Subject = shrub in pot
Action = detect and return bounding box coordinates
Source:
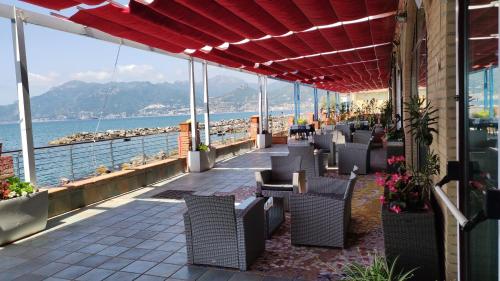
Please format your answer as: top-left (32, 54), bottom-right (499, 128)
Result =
top-left (378, 96), bottom-right (441, 280)
top-left (0, 176), bottom-right (48, 246)
top-left (188, 143), bottom-right (216, 172)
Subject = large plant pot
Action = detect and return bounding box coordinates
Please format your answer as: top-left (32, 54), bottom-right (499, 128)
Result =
top-left (386, 141), bottom-right (404, 172)
top-left (0, 191), bottom-right (48, 246)
top-left (188, 149), bottom-right (216, 172)
top-left (382, 206), bottom-right (440, 281)
top-left (256, 133), bottom-right (272, 148)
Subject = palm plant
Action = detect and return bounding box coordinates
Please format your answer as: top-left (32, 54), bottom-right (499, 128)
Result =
top-left (404, 95), bottom-right (438, 146)
top-left (343, 254), bottom-right (415, 281)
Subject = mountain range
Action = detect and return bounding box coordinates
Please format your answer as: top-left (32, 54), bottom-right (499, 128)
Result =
top-left (0, 75), bottom-right (317, 122)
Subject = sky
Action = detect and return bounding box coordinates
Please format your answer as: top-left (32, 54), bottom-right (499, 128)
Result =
top-left (0, 0), bottom-right (259, 105)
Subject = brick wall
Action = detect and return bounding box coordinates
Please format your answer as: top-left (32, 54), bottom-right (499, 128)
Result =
top-left (395, 0), bottom-right (458, 279)
top-left (424, 1), bottom-right (459, 279)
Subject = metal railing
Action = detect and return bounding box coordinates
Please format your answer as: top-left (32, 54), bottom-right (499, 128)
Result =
top-left (4, 133), bottom-right (178, 187)
top-left (3, 130), bottom-right (250, 188)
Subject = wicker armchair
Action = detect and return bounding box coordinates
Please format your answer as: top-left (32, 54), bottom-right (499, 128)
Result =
top-left (290, 171), bottom-right (358, 248)
top-left (352, 129), bottom-right (373, 144)
top-left (335, 124), bottom-right (352, 142)
top-left (255, 155), bottom-right (306, 210)
top-left (183, 195), bottom-right (266, 271)
top-left (288, 145), bottom-right (325, 177)
top-left (313, 133), bottom-right (335, 167)
top-left (338, 139), bottom-right (372, 175)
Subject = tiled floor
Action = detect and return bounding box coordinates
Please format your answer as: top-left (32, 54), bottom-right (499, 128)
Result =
top-left (0, 145), bottom-right (298, 281)
top-left (0, 144), bottom-right (384, 281)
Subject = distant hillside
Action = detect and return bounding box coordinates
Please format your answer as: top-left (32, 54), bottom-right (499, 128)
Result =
top-left (0, 75), bottom-right (307, 122)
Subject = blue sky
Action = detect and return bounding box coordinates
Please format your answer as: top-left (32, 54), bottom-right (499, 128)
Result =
top-left (0, 0), bottom-right (258, 105)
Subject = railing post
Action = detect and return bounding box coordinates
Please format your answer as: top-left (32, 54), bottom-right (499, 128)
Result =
top-left (69, 145), bottom-right (75, 180)
top-left (165, 133), bottom-right (170, 157)
top-left (109, 140), bottom-right (115, 170)
top-left (141, 137), bottom-right (146, 164)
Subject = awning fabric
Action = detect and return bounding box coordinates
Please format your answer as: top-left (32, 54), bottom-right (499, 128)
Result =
top-left (22, 0), bottom-right (400, 93)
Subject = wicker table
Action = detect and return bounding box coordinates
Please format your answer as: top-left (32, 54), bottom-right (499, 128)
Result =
top-left (237, 196), bottom-right (285, 239)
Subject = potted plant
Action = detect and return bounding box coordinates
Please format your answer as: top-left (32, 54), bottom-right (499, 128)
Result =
top-left (187, 142), bottom-right (216, 172)
top-left (385, 129), bottom-right (404, 172)
top-left (342, 253), bottom-right (415, 281)
top-left (378, 96), bottom-right (441, 280)
top-left (0, 176), bottom-right (48, 246)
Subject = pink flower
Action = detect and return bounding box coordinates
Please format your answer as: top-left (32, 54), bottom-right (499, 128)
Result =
top-left (390, 205), bottom-right (402, 214)
top-left (395, 155), bottom-right (405, 162)
top-left (379, 195), bottom-right (386, 204)
top-left (375, 174), bottom-right (386, 187)
top-left (387, 156), bottom-right (396, 165)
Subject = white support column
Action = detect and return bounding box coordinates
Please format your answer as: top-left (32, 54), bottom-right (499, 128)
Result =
top-left (188, 58), bottom-right (197, 151)
top-left (202, 61), bottom-right (210, 146)
top-left (11, 7), bottom-right (36, 184)
top-left (264, 76), bottom-right (269, 132)
top-left (258, 75), bottom-right (263, 134)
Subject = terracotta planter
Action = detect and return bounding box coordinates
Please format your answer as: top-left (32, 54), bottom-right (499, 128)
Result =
top-left (272, 136), bottom-right (288, 144)
top-left (382, 206), bottom-right (441, 280)
top-left (0, 191), bottom-right (48, 246)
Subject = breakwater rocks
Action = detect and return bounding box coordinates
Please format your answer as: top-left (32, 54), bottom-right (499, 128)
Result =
top-left (48, 116), bottom-right (290, 145)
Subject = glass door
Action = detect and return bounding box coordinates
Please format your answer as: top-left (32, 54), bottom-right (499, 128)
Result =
top-left (463, 0), bottom-right (499, 280)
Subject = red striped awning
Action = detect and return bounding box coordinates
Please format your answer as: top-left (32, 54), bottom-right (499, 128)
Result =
top-left (22, 0), bottom-right (400, 93)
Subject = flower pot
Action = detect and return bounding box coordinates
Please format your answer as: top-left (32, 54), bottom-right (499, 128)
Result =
top-left (382, 206), bottom-right (440, 280)
top-left (0, 191), bottom-right (48, 246)
top-left (256, 133), bottom-right (272, 148)
top-left (386, 141), bottom-right (404, 173)
top-left (188, 149), bottom-right (216, 172)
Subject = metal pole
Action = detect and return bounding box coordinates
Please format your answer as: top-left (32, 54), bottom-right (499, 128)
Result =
top-left (69, 145), bottom-right (75, 180)
top-left (484, 69), bottom-right (489, 110)
top-left (258, 75), bottom-right (263, 133)
top-left (202, 61), bottom-right (210, 146)
top-left (264, 76), bottom-right (269, 132)
top-left (313, 88), bottom-right (319, 121)
top-left (297, 83), bottom-right (301, 120)
top-left (109, 140), bottom-right (115, 170)
top-left (11, 7), bottom-right (36, 184)
top-left (188, 58), bottom-right (197, 151)
top-left (326, 91), bottom-right (331, 119)
top-left (293, 83), bottom-right (298, 124)
top-left (488, 66), bottom-right (494, 118)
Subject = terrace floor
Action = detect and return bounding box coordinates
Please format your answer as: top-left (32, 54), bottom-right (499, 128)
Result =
top-left (0, 144), bottom-right (385, 281)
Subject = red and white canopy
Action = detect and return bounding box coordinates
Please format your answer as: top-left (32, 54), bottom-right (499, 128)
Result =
top-left (23, 0), bottom-right (400, 93)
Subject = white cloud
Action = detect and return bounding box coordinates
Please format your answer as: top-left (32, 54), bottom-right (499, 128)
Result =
top-left (71, 70), bottom-right (112, 81)
top-left (117, 64), bottom-right (153, 75)
top-left (29, 72), bottom-right (59, 84)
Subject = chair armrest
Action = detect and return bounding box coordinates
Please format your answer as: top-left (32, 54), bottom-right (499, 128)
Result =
top-left (183, 211), bottom-right (194, 264)
top-left (255, 170), bottom-right (272, 193)
top-left (235, 197), bottom-right (266, 271)
top-left (313, 150), bottom-right (325, 176)
top-left (292, 170), bottom-right (306, 193)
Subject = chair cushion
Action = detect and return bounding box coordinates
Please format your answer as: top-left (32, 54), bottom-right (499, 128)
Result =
top-left (262, 180), bottom-right (294, 191)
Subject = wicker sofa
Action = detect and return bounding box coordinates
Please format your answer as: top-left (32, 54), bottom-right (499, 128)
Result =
top-left (183, 195), bottom-right (266, 271)
top-left (313, 133), bottom-right (335, 167)
top-left (255, 155), bottom-right (306, 210)
top-left (289, 171), bottom-right (358, 248)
